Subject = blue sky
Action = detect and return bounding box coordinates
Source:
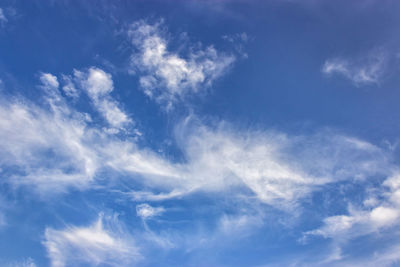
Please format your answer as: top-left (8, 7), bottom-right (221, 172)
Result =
top-left (1, 0), bottom-right (400, 266)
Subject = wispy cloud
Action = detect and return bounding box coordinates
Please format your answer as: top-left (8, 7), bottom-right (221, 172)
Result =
top-left (60, 74), bottom-right (79, 99)
top-left (302, 171), bottom-right (400, 265)
top-left (43, 214), bottom-right (140, 267)
top-left (1, 67), bottom-right (398, 262)
top-left (322, 52), bottom-right (385, 86)
top-left (128, 20), bottom-right (235, 109)
top-left (0, 8), bottom-right (7, 25)
top-left (136, 203), bottom-right (165, 220)
top-left (0, 73), bottom-right (394, 209)
top-left (6, 258), bottom-right (37, 267)
top-left (40, 73), bottom-right (59, 89)
top-left (74, 67), bottom-right (131, 131)
top-left (0, 76), bottom-right (98, 193)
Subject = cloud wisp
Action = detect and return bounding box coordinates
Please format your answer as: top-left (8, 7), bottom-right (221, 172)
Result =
top-left (128, 20), bottom-right (235, 109)
top-left (322, 53), bottom-right (386, 86)
top-left (0, 69), bottom-right (395, 210)
top-left (0, 8), bottom-right (7, 25)
top-left (301, 171), bottom-right (400, 266)
top-left (74, 67), bottom-right (131, 131)
top-left (1, 67), bottom-right (399, 266)
top-left (43, 214), bottom-right (139, 267)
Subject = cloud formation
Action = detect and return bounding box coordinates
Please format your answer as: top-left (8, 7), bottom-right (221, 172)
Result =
top-left (74, 67), bottom-right (131, 131)
top-left (1, 67), bottom-right (399, 267)
top-left (136, 203), bottom-right (165, 220)
top-left (302, 170), bottom-right (400, 265)
top-left (128, 20), bottom-right (235, 109)
top-left (0, 70), bottom-right (394, 210)
top-left (43, 214), bottom-right (139, 267)
top-left (322, 53), bottom-right (385, 86)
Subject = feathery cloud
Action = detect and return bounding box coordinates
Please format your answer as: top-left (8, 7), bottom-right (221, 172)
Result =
top-left (43, 214), bottom-right (140, 267)
top-left (322, 53), bottom-right (385, 86)
top-left (74, 67), bottom-right (131, 131)
top-left (128, 20), bottom-right (235, 109)
top-left (0, 8), bottom-right (7, 25)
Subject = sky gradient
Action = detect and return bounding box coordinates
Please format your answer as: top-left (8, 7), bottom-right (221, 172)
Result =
top-left (1, 1), bottom-right (400, 266)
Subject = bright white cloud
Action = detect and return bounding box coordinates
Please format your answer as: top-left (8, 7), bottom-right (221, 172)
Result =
top-left (40, 73), bottom-right (59, 89)
top-left (0, 69), bottom-right (395, 212)
top-left (322, 53), bottom-right (385, 86)
top-left (303, 171), bottom-right (400, 264)
top-left (136, 203), bottom-right (165, 220)
top-left (74, 67), bottom-right (130, 130)
top-left (2, 66), bottom-right (400, 267)
top-left (0, 81), bottom-right (393, 208)
top-left (0, 100), bottom-right (98, 193)
top-left (43, 214), bottom-right (139, 267)
top-left (128, 20), bottom-right (235, 109)
top-left (162, 122), bottom-right (390, 209)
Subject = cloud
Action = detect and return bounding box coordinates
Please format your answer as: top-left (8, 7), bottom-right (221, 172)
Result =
top-left (322, 53), bottom-right (385, 86)
top-left (136, 203), bottom-right (165, 220)
top-left (164, 122), bottom-right (391, 209)
top-left (1, 68), bottom-right (396, 213)
top-left (6, 258), bottom-right (37, 267)
top-left (222, 32), bottom-right (249, 58)
top-left (61, 74), bottom-right (79, 99)
top-left (306, 172), bottom-right (400, 238)
top-left (0, 8), bottom-right (7, 24)
top-left (2, 66), bottom-right (400, 265)
top-left (43, 214), bottom-right (139, 267)
top-left (302, 171), bottom-right (400, 264)
top-left (0, 100), bottom-right (98, 193)
top-left (73, 67), bottom-right (131, 130)
top-left (0, 68), bottom-right (181, 194)
top-left (128, 20), bottom-right (235, 109)
top-left (40, 73), bottom-right (59, 89)
top-left (0, 76), bottom-right (394, 209)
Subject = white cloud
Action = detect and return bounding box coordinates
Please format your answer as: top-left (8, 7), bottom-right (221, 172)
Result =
top-left (322, 53), bottom-right (385, 86)
top-left (308, 172), bottom-right (400, 236)
top-left (1, 80), bottom-right (392, 207)
top-left (128, 20), bottom-right (235, 109)
top-left (43, 214), bottom-right (139, 267)
top-left (161, 122), bottom-right (391, 209)
top-left (136, 203), bottom-right (165, 220)
top-left (75, 67), bottom-right (113, 97)
top-left (0, 70), bottom-right (181, 194)
top-left (0, 69), bottom-right (395, 211)
top-left (40, 73), bottom-right (59, 89)
top-left (370, 206), bottom-right (399, 226)
top-left (74, 67), bottom-right (130, 130)
top-left (3, 67), bottom-right (400, 264)
top-left (61, 74), bottom-right (79, 99)
top-left (303, 171), bottom-right (400, 264)
top-left (0, 100), bottom-right (98, 193)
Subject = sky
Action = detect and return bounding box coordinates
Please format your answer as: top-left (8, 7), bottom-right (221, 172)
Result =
top-left (1, 0), bottom-right (400, 266)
